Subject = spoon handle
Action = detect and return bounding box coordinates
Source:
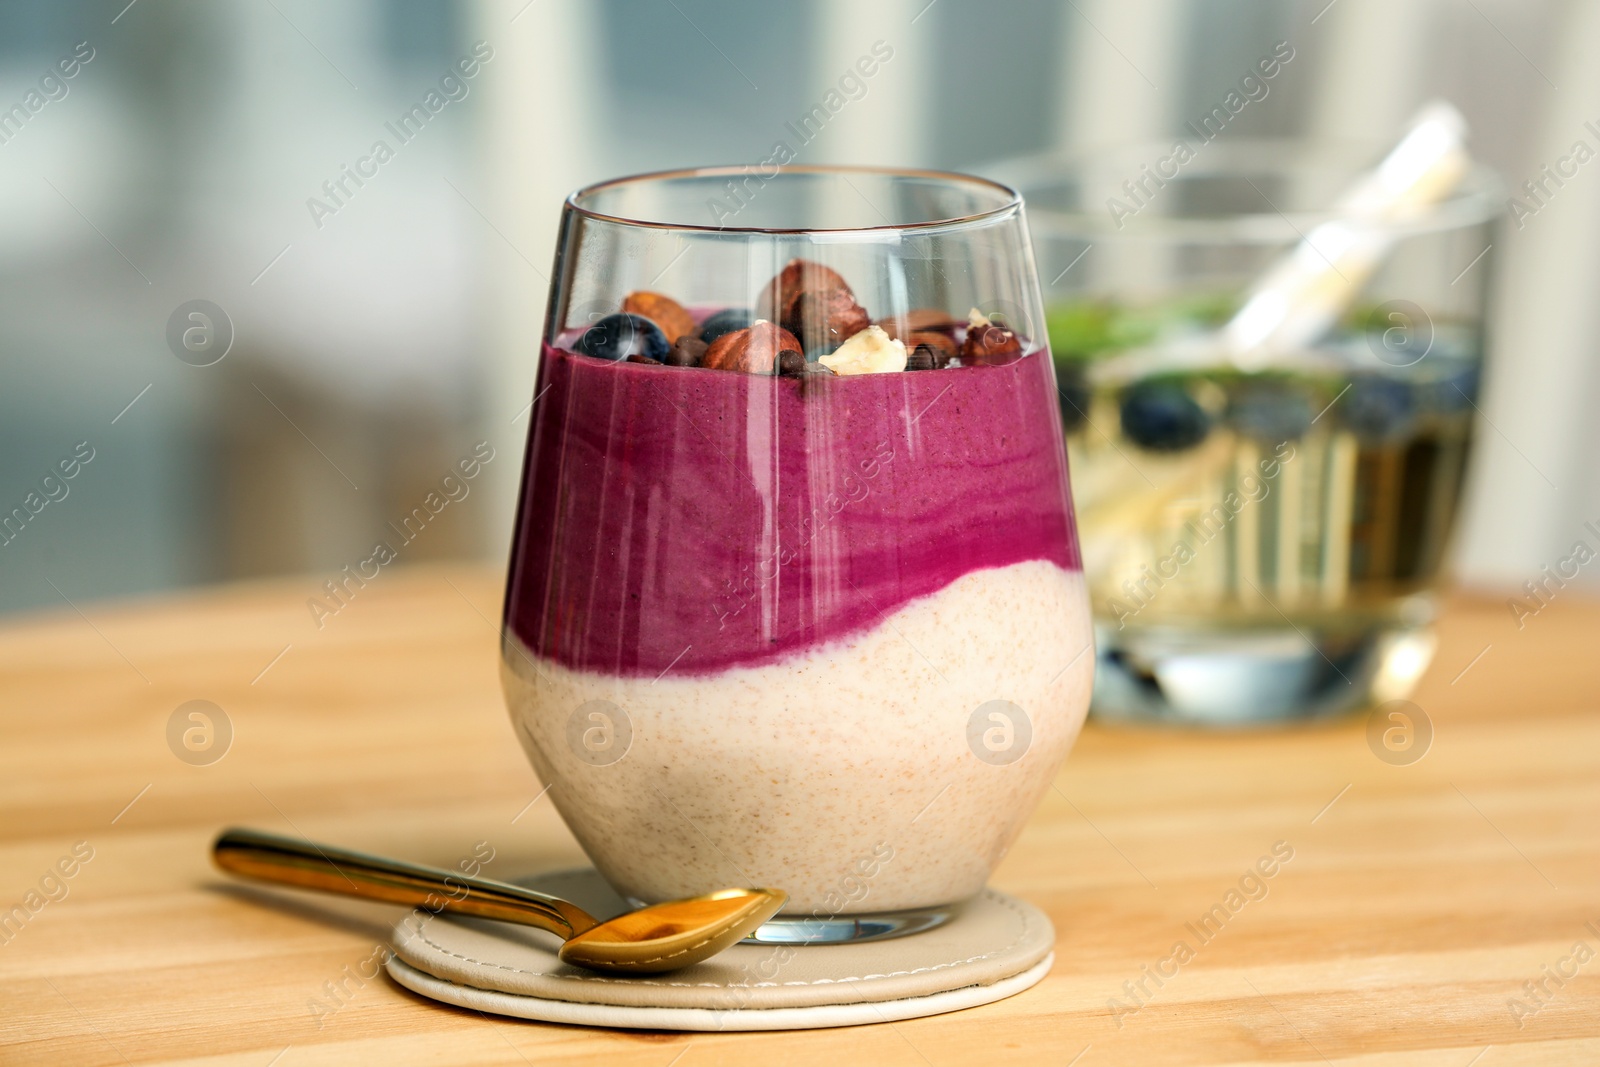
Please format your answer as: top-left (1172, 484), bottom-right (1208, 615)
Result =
top-left (213, 827), bottom-right (598, 939)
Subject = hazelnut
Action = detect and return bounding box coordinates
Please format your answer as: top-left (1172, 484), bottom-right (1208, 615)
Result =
top-left (877, 308), bottom-right (959, 341)
top-left (756, 259), bottom-right (854, 323)
top-left (622, 291), bottom-right (696, 344)
top-left (666, 335), bottom-right (707, 367)
top-left (785, 287), bottom-right (870, 353)
top-left (701, 320), bottom-right (802, 374)
top-left (907, 330), bottom-right (958, 367)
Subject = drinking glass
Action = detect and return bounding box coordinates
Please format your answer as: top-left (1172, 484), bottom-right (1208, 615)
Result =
top-left (997, 141), bottom-right (1500, 724)
top-left (501, 166), bottom-right (1092, 942)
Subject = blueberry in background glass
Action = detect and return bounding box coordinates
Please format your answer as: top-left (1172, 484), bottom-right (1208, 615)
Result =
top-left (1118, 379), bottom-right (1210, 451)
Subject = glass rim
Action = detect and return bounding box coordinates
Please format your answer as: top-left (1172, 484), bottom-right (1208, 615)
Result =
top-left (565, 164), bottom-right (1024, 235)
top-left (987, 138), bottom-right (1504, 241)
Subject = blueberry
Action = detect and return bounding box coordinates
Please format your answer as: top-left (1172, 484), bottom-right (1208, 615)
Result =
top-left (698, 308), bottom-right (752, 344)
top-left (1227, 380), bottom-right (1314, 443)
top-left (1119, 379), bottom-right (1210, 452)
top-left (1339, 375), bottom-right (1416, 442)
top-left (1056, 363), bottom-right (1090, 434)
top-left (573, 313), bottom-right (668, 362)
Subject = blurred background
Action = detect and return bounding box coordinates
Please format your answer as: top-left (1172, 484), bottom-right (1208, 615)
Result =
top-left (0, 0), bottom-right (1590, 615)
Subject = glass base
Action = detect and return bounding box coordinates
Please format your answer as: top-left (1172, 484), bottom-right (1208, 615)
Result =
top-left (1089, 607), bottom-right (1438, 725)
top-left (743, 905), bottom-right (961, 944)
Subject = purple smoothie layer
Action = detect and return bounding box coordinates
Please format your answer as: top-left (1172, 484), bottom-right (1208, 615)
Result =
top-left (504, 343), bottom-right (1081, 677)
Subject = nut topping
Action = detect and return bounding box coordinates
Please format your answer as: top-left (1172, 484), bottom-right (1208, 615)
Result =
top-left (621, 291), bottom-right (696, 344)
top-left (755, 259), bottom-right (853, 323)
top-left (818, 325), bottom-right (907, 376)
top-left (701, 320), bottom-right (803, 374)
top-left (577, 270), bottom-right (1028, 376)
top-left (785, 287), bottom-right (871, 353)
top-left (961, 308), bottom-right (1023, 365)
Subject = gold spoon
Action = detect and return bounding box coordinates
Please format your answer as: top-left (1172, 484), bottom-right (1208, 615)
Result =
top-left (212, 828), bottom-right (785, 975)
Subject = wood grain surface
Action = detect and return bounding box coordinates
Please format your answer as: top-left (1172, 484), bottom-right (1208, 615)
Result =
top-left (2, 564), bottom-right (1598, 1065)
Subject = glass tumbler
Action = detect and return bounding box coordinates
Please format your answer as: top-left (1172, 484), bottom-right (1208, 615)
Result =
top-left (500, 166), bottom-right (1092, 942)
top-left (997, 141), bottom-right (1500, 724)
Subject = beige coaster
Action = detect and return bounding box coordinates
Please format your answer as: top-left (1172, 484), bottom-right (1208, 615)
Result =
top-left (386, 869), bottom-right (1054, 1032)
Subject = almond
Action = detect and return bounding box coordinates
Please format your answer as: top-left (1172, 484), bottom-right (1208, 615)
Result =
top-left (785, 287), bottom-right (870, 353)
top-left (622, 290), bottom-right (696, 344)
top-left (701, 320), bottom-right (802, 374)
top-left (756, 259), bottom-right (854, 323)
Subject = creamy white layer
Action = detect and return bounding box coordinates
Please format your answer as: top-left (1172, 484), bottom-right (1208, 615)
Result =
top-left (501, 561), bottom-right (1092, 914)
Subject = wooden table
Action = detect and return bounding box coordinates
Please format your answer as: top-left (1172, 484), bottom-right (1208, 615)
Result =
top-left (3, 565), bottom-right (1598, 1065)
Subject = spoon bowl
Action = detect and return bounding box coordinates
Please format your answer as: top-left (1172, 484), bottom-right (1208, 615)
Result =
top-left (213, 828), bottom-right (785, 975)
top-left (560, 887), bottom-right (784, 972)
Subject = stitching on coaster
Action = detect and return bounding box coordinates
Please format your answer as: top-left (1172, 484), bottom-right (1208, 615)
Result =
top-left (401, 889), bottom-right (1038, 993)
top-left (390, 953), bottom-right (1055, 1019)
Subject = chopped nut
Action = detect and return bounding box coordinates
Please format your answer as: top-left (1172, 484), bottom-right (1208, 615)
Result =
top-left (818, 325), bottom-right (907, 376)
top-left (963, 326), bottom-right (1023, 364)
top-left (962, 309), bottom-right (1023, 365)
top-left (756, 259), bottom-right (853, 323)
top-left (622, 291), bottom-right (696, 344)
top-left (785, 287), bottom-right (870, 353)
top-left (701, 320), bottom-right (802, 374)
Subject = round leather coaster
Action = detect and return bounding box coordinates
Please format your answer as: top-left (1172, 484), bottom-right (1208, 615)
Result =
top-left (385, 869), bottom-right (1054, 1031)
